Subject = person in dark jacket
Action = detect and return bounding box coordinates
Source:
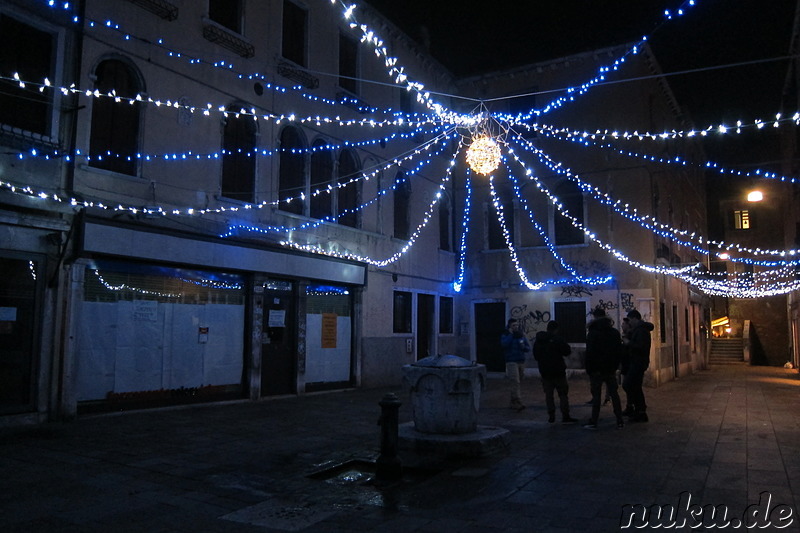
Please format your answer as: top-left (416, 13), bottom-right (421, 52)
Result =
top-left (583, 308), bottom-right (624, 429)
top-left (623, 309), bottom-right (654, 422)
top-left (500, 318), bottom-right (530, 411)
top-left (533, 321), bottom-right (578, 424)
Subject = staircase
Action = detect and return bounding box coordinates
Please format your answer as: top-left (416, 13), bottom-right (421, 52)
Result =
top-left (709, 337), bottom-right (744, 364)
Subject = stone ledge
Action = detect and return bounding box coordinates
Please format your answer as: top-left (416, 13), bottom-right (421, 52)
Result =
top-left (398, 422), bottom-right (510, 458)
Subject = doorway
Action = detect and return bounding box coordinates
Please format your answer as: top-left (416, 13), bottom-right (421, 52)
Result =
top-left (474, 302), bottom-right (506, 371)
top-left (672, 305), bottom-right (679, 378)
top-left (0, 255), bottom-right (40, 413)
top-left (261, 280), bottom-right (296, 396)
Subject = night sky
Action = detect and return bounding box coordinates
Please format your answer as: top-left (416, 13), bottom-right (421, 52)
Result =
top-left (364, 0), bottom-right (796, 132)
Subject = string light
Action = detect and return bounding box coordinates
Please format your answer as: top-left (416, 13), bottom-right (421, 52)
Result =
top-left (530, 122), bottom-right (795, 184)
top-left (453, 170), bottom-right (473, 293)
top-left (9, 0), bottom-right (794, 299)
top-left (221, 134), bottom-right (454, 236)
top-left (502, 140), bottom-right (701, 276)
top-left (277, 138), bottom-right (463, 266)
top-left (9, 123), bottom-right (449, 164)
top-left (466, 136), bottom-right (502, 175)
top-left (508, 132), bottom-right (800, 266)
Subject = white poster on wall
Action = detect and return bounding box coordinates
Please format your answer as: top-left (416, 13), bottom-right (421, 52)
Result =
top-left (132, 300), bottom-right (158, 322)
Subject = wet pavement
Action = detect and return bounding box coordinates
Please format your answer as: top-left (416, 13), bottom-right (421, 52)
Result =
top-left (2, 364), bottom-right (800, 532)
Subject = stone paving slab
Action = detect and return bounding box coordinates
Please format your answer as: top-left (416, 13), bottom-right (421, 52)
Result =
top-left (2, 365), bottom-right (800, 531)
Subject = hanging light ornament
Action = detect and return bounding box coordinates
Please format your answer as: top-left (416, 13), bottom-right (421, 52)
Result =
top-left (466, 135), bottom-right (501, 175)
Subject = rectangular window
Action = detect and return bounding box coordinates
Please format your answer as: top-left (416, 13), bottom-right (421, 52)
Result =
top-left (659, 301), bottom-right (667, 343)
top-left (282, 0), bottom-right (307, 67)
top-left (733, 210), bottom-right (750, 229)
top-left (393, 290), bottom-right (412, 333)
top-left (209, 0), bottom-right (243, 33)
top-left (338, 33), bottom-right (358, 94)
top-left (439, 296), bottom-right (453, 334)
top-left (553, 184), bottom-right (585, 246)
top-left (554, 301), bottom-right (586, 343)
top-left (0, 14), bottom-right (55, 135)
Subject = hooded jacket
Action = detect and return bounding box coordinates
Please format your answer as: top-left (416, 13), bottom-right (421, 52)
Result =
top-left (533, 330), bottom-right (571, 379)
top-left (628, 320), bottom-right (655, 369)
top-left (585, 316), bottom-right (623, 375)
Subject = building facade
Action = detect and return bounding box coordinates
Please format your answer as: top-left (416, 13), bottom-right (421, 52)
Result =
top-left (453, 44), bottom-right (710, 387)
top-left (1, 0), bottom-right (712, 425)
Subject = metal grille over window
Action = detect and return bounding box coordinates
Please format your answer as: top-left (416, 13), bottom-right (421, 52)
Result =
top-left (125, 0), bottom-right (178, 21)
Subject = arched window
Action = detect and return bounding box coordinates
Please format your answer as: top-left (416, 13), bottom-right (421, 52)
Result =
top-left (278, 126), bottom-right (306, 215)
top-left (553, 180), bottom-right (585, 245)
top-left (310, 139), bottom-right (332, 220)
top-left (337, 149), bottom-right (360, 228)
top-left (89, 59), bottom-right (143, 176)
top-left (220, 106), bottom-right (257, 203)
top-left (393, 172), bottom-right (410, 240)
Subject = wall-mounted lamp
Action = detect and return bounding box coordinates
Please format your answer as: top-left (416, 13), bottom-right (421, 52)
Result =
top-left (747, 190), bottom-right (763, 202)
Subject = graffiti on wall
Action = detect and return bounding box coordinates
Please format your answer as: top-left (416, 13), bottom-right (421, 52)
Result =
top-left (620, 292), bottom-right (635, 312)
top-left (510, 304), bottom-right (551, 336)
top-left (596, 299), bottom-right (618, 311)
top-left (561, 285), bottom-right (592, 298)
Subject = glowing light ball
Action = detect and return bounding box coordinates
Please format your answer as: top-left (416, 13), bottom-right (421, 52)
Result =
top-left (466, 135), bottom-right (501, 175)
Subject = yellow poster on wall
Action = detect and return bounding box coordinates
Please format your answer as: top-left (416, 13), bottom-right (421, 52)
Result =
top-left (321, 313), bottom-right (337, 348)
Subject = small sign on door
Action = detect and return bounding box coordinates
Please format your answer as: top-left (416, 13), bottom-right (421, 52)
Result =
top-left (321, 313), bottom-right (337, 349)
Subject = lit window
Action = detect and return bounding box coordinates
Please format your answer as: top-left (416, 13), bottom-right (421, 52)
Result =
top-left (733, 210), bottom-right (750, 230)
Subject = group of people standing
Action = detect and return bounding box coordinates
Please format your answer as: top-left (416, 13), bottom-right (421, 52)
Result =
top-left (500, 307), bottom-right (654, 429)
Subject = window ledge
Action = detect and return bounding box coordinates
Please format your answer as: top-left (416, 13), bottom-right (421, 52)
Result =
top-left (125, 0), bottom-right (178, 21)
top-left (79, 163), bottom-right (142, 182)
top-left (202, 18), bottom-right (254, 58)
top-left (277, 59), bottom-right (319, 89)
top-left (0, 123), bottom-right (60, 153)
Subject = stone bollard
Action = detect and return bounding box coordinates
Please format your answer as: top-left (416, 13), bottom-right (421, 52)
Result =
top-left (376, 392), bottom-right (402, 481)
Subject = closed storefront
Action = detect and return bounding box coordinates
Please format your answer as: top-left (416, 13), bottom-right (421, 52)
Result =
top-left (76, 260), bottom-right (245, 411)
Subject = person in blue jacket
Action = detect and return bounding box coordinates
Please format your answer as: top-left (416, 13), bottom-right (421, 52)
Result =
top-left (501, 318), bottom-right (530, 411)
